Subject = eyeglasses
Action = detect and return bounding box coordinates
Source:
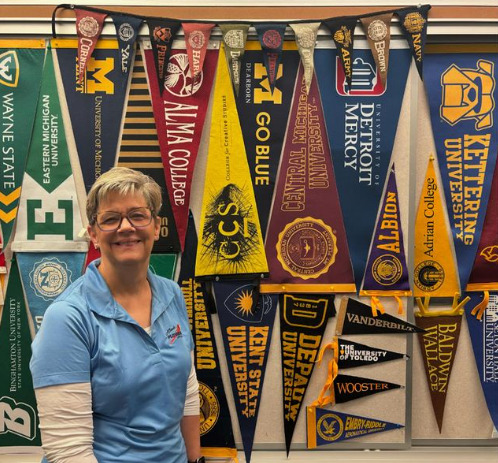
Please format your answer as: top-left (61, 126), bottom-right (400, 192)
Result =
top-left (94, 207), bottom-right (154, 232)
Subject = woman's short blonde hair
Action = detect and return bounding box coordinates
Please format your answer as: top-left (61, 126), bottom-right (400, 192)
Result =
top-left (86, 167), bottom-right (162, 224)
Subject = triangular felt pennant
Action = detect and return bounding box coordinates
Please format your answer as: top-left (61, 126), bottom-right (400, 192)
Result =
top-left (280, 293), bottom-right (334, 455)
top-left (415, 310), bottom-right (464, 432)
top-left (254, 23), bottom-right (287, 90)
top-left (424, 49), bottom-right (498, 292)
top-left (396, 5), bottom-right (431, 80)
top-left (147, 19), bottom-right (181, 94)
top-left (322, 17), bottom-right (357, 91)
top-left (213, 281), bottom-right (278, 463)
top-left (336, 297), bottom-right (424, 335)
top-left (467, 157), bottom-right (498, 291)
top-left (360, 13), bottom-right (392, 88)
top-left (145, 44), bottom-right (218, 251)
top-left (11, 48), bottom-right (87, 253)
top-left (75, 8), bottom-right (107, 84)
top-left (414, 158), bottom-right (460, 298)
top-left (316, 46), bottom-right (411, 289)
top-left (0, 40), bottom-right (45, 248)
top-left (178, 214), bottom-right (237, 459)
top-left (361, 165), bottom-right (411, 296)
top-left (110, 14), bottom-right (143, 76)
top-left (307, 407), bottom-right (404, 447)
top-left (182, 22), bottom-right (215, 81)
top-left (261, 63), bottom-right (355, 294)
top-left (84, 241), bottom-right (101, 269)
top-left (336, 337), bottom-right (406, 369)
top-left (117, 46), bottom-right (181, 253)
top-left (220, 24), bottom-right (249, 96)
top-left (333, 373), bottom-right (402, 404)
top-left (195, 44), bottom-right (268, 280)
top-left (17, 252), bottom-right (85, 333)
top-left (236, 42), bottom-right (300, 238)
top-left (465, 292), bottom-right (498, 431)
top-left (54, 38), bottom-right (129, 193)
top-left (290, 23), bottom-right (320, 95)
top-left (0, 258), bottom-right (42, 449)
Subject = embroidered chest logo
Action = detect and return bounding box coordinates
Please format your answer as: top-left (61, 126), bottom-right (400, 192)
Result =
top-left (166, 324), bottom-right (183, 344)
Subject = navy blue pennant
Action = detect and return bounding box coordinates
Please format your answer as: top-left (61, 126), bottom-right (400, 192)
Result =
top-left (110, 14), bottom-right (143, 77)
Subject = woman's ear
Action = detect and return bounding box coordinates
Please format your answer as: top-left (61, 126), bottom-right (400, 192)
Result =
top-left (154, 216), bottom-right (161, 241)
top-left (87, 224), bottom-right (99, 249)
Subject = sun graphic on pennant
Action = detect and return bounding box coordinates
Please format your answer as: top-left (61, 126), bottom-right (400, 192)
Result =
top-left (235, 290), bottom-right (254, 317)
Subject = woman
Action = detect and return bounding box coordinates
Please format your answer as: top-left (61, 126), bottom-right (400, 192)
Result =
top-left (30, 167), bottom-right (204, 463)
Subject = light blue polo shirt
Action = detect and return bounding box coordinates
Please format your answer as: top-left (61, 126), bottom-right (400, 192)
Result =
top-left (30, 260), bottom-right (193, 463)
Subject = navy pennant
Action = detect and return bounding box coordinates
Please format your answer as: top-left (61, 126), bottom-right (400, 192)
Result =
top-left (110, 14), bottom-right (143, 77)
top-left (336, 337), bottom-right (406, 369)
top-left (254, 24), bottom-right (287, 91)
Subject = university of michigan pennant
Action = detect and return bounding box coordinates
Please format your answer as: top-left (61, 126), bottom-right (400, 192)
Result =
top-left (307, 407), bottom-right (403, 447)
top-left (55, 38), bottom-right (129, 193)
top-left (110, 14), bottom-right (143, 77)
top-left (316, 46), bottom-right (411, 289)
top-left (290, 23), bottom-right (320, 95)
top-left (261, 64), bottom-right (355, 294)
top-left (414, 158), bottom-right (460, 298)
top-left (336, 297), bottom-right (424, 335)
top-left (220, 24), bottom-right (249, 96)
top-left (117, 46), bottom-right (180, 253)
top-left (0, 40), bottom-right (45, 249)
top-left (11, 49), bottom-right (87, 252)
top-left (254, 24), bottom-right (287, 91)
top-left (279, 293), bottom-right (334, 455)
top-left (145, 45), bottom-right (217, 250)
top-left (0, 259), bottom-right (41, 449)
top-left (424, 48), bottom-right (498, 292)
top-left (196, 44), bottom-right (268, 280)
top-left (16, 252), bottom-right (85, 333)
top-left (182, 23), bottom-right (215, 83)
top-left (178, 215), bottom-right (237, 460)
top-left (213, 281), bottom-right (277, 463)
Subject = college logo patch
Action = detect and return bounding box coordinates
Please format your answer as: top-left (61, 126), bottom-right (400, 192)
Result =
top-left (0, 51), bottom-right (20, 87)
top-left (118, 23), bottom-right (135, 42)
top-left (317, 412), bottom-right (344, 442)
top-left (165, 53), bottom-right (203, 97)
top-left (199, 382), bottom-right (220, 435)
top-left (29, 258), bottom-right (70, 301)
top-left (223, 30), bottom-right (245, 48)
top-left (336, 56), bottom-right (386, 96)
top-left (440, 59), bottom-right (495, 130)
top-left (481, 245), bottom-right (498, 263)
top-left (188, 31), bottom-right (205, 49)
top-left (333, 26), bottom-right (352, 47)
top-left (78, 16), bottom-right (99, 38)
top-left (414, 260), bottom-right (445, 292)
top-left (262, 29), bottom-right (282, 49)
top-left (372, 254), bottom-right (403, 285)
top-left (223, 284), bottom-right (273, 323)
top-left (403, 12), bottom-right (426, 34)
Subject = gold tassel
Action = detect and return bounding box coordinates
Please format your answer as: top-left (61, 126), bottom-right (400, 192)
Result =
top-left (470, 290), bottom-right (489, 321)
top-left (371, 296), bottom-right (385, 317)
top-left (395, 295), bottom-right (404, 315)
top-left (310, 358), bottom-right (338, 408)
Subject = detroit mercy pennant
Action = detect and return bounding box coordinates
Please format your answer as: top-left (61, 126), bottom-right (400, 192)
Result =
top-left (0, 259), bottom-right (41, 449)
top-left (414, 158), bottom-right (460, 298)
top-left (336, 297), bottom-right (424, 335)
top-left (316, 46), bottom-right (411, 289)
top-left (117, 46), bottom-right (180, 253)
top-left (322, 17), bottom-right (357, 91)
top-left (220, 24), bottom-right (249, 96)
top-left (396, 5), bottom-right (431, 80)
top-left (261, 65), bottom-right (355, 294)
top-left (178, 215), bottom-right (237, 459)
top-left (213, 281), bottom-right (277, 463)
top-left (254, 24), bottom-right (287, 91)
top-left (75, 9), bottom-right (107, 84)
top-left (290, 23), bottom-right (320, 95)
top-left (147, 19), bottom-right (181, 94)
top-left (110, 14), bottom-right (143, 77)
top-left (55, 39), bottom-right (129, 193)
top-left (307, 407), bottom-right (404, 447)
top-left (182, 23), bottom-right (215, 83)
top-left (424, 48), bottom-right (498, 292)
top-left (236, 42), bottom-right (300, 237)
top-left (145, 45), bottom-right (217, 250)
top-left (196, 44), bottom-right (268, 280)
top-left (11, 49), bottom-right (87, 252)
top-left (280, 292), bottom-right (334, 455)
top-left (361, 165), bottom-right (410, 297)
top-left (0, 41), bottom-right (45, 249)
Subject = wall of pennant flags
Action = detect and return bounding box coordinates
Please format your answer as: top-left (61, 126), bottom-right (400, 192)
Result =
top-left (0, 2), bottom-right (497, 457)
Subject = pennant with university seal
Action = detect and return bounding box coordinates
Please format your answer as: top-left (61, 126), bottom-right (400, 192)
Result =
top-left (360, 14), bottom-right (393, 89)
top-left (54, 38), bottom-right (129, 193)
top-left (145, 44), bottom-right (218, 250)
top-left (110, 14), bottom-right (143, 77)
top-left (290, 23), bottom-right (320, 95)
top-left (11, 48), bottom-right (87, 253)
top-left (0, 41), bottom-right (45, 252)
top-left (396, 5), bottom-right (431, 80)
top-left (261, 64), bottom-right (355, 294)
top-left (254, 24), bottom-right (287, 91)
top-left (424, 48), bottom-right (498, 293)
top-left (195, 44), bottom-right (268, 280)
top-left (74, 8), bottom-right (107, 84)
top-left (182, 23), bottom-right (215, 83)
top-left (279, 293), bottom-right (334, 455)
top-left (307, 407), bottom-right (404, 447)
top-left (178, 214), bottom-right (238, 460)
top-left (0, 259), bottom-right (41, 449)
top-left (322, 17), bottom-right (357, 91)
top-left (147, 19), bottom-right (181, 94)
top-left (316, 46), bottom-right (411, 289)
top-left (220, 24), bottom-right (249, 96)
